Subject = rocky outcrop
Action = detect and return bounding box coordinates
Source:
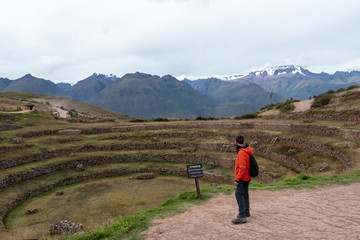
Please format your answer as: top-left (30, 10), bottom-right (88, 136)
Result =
top-left (49, 220), bottom-right (83, 234)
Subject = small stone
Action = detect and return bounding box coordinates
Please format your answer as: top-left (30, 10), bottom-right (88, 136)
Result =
top-left (76, 164), bottom-right (84, 171)
top-left (210, 183), bottom-right (218, 187)
top-left (56, 190), bottom-right (64, 196)
top-left (69, 152), bottom-right (76, 157)
top-left (270, 137), bottom-right (278, 144)
top-left (26, 208), bottom-right (38, 214)
top-left (317, 164), bottom-right (329, 172)
top-left (206, 161), bottom-right (216, 169)
top-left (250, 141), bottom-right (258, 147)
top-left (345, 141), bottom-right (357, 148)
top-left (180, 147), bottom-right (196, 152)
top-left (156, 227), bottom-right (163, 234)
top-left (12, 137), bottom-right (22, 144)
top-left (136, 173), bottom-right (154, 179)
top-left (287, 149), bottom-right (297, 155)
top-left (40, 146), bottom-right (47, 152)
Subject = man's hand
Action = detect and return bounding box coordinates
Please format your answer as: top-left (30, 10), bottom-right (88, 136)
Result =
top-left (234, 181), bottom-right (238, 186)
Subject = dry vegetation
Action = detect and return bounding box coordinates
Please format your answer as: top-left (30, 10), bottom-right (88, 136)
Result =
top-left (0, 88), bottom-right (359, 239)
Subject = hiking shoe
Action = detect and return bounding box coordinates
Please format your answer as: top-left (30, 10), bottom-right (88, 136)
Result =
top-left (246, 213), bottom-right (251, 217)
top-left (232, 217), bottom-right (247, 224)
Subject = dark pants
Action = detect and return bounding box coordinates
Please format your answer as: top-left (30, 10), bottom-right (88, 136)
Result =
top-left (235, 180), bottom-right (250, 218)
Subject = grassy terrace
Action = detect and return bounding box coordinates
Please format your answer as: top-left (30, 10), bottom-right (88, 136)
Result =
top-left (1, 89), bottom-right (359, 239)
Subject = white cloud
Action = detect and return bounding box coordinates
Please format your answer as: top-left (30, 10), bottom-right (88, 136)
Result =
top-left (0, 0), bottom-right (360, 83)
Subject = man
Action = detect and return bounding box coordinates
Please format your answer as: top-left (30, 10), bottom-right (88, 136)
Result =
top-left (232, 134), bottom-right (253, 224)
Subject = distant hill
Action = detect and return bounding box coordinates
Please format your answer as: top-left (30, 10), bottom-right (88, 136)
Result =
top-left (89, 72), bottom-right (255, 119)
top-left (228, 65), bottom-right (360, 99)
top-left (2, 74), bottom-right (65, 97)
top-left (0, 77), bottom-right (11, 91)
top-left (0, 91), bottom-right (127, 118)
top-left (67, 73), bottom-right (117, 102)
top-left (184, 78), bottom-right (287, 108)
top-left (56, 82), bottom-right (72, 91)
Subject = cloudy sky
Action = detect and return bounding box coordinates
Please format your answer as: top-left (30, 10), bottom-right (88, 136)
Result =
top-left (1, 0), bottom-right (360, 84)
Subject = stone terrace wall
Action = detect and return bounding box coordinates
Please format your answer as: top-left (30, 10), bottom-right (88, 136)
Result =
top-left (20, 122), bottom-right (360, 142)
top-left (0, 153), bottom-right (220, 189)
top-left (254, 149), bottom-right (310, 174)
top-left (0, 125), bottom-right (21, 131)
top-left (0, 142), bottom-right (202, 169)
top-left (0, 144), bottom-right (34, 154)
top-left (292, 113), bottom-right (360, 123)
top-left (243, 133), bottom-right (352, 168)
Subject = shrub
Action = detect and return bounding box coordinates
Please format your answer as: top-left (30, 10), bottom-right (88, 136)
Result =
top-left (346, 85), bottom-right (359, 90)
top-left (195, 116), bottom-right (207, 120)
top-left (129, 118), bottom-right (148, 123)
top-left (342, 91), bottom-right (360, 101)
top-left (153, 117), bottom-right (169, 122)
top-left (260, 104), bottom-right (276, 111)
top-left (275, 100), bottom-right (295, 113)
top-left (195, 116), bottom-right (217, 121)
top-left (69, 110), bottom-right (78, 117)
top-left (311, 93), bottom-right (333, 108)
top-left (233, 113), bottom-right (258, 120)
top-left (326, 89), bottom-right (335, 94)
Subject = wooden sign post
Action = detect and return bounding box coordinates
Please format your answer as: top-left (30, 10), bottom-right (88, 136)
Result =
top-left (187, 164), bottom-right (203, 198)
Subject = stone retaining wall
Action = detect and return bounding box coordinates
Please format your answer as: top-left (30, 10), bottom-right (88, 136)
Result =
top-left (0, 144), bottom-right (34, 154)
top-left (0, 142), bottom-right (201, 169)
top-left (0, 125), bottom-right (21, 131)
top-left (21, 122), bottom-right (360, 142)
top-left (0, 154), bottom-right (220, 189)
top-left (254, 149), bottom-right (310, 174)
top-left (292, 113), bottom-right (360, 123)
top-left (243, 133), bottom-right (352, 168)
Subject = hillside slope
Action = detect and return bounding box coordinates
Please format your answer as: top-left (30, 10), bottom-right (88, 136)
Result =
top-left (2, 74), bottom-right (65, 97)
top-left (67, 73), bottom-right (117, 102)
top-left (185, 78), bottom-right (287, 108)
top-left (89, 73), bottom-right (255, 119)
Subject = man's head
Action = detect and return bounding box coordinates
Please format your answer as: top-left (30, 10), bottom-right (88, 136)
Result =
top-left (235, 134), bottom-right (244, 145)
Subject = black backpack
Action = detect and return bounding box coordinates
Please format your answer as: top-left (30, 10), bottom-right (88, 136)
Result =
top-left (247, 154), bottom-right (259, 177)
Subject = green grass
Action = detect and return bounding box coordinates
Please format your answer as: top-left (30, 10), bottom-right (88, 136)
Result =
top-left (67, 170), bottom-right (359, 240)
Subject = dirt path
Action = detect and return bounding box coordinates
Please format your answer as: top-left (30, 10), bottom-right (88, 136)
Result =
top-left (0, 110), bottom-right (31, 114)
top-left (54, 107), bottom-right (69, 118)
top-left (292, 99), bottom-right (314, 113)
top-left (144, 183), bottom-right (360, 240)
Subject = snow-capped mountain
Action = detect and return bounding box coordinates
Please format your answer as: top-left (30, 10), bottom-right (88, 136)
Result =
top-left (231, 65), bottom-right (360, 99)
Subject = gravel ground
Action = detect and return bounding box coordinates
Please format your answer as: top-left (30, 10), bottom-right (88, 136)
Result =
top-left (144, 183), bottom-right (360, 240)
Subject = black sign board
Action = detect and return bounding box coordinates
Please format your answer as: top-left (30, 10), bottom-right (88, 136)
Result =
top-left (187, 164), bottom-right (203, 179)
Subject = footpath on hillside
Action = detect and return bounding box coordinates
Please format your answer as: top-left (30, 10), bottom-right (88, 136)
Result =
top-left (292, 99), bottom-right (314, 113)
top-left (144, 183), bottom-right (360, 240)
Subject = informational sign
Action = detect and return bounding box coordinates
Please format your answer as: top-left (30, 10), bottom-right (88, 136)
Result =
top-left (187, 164), bottom-right (203, 198)
top-left (187, 164), bottom-right (204, 179)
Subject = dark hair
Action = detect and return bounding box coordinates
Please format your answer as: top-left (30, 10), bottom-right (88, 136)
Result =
top-left (235, 134), bottom-right (244, 144)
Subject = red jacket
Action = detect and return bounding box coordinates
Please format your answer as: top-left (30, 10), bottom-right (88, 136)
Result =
top-left (235, 144), bottom-right (253, 182)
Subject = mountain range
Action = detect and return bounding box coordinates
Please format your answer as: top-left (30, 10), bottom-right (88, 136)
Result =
top-left (224, 65), bottom-right (360, 99)
top-left (0, 65), bottom-right (359, 119)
